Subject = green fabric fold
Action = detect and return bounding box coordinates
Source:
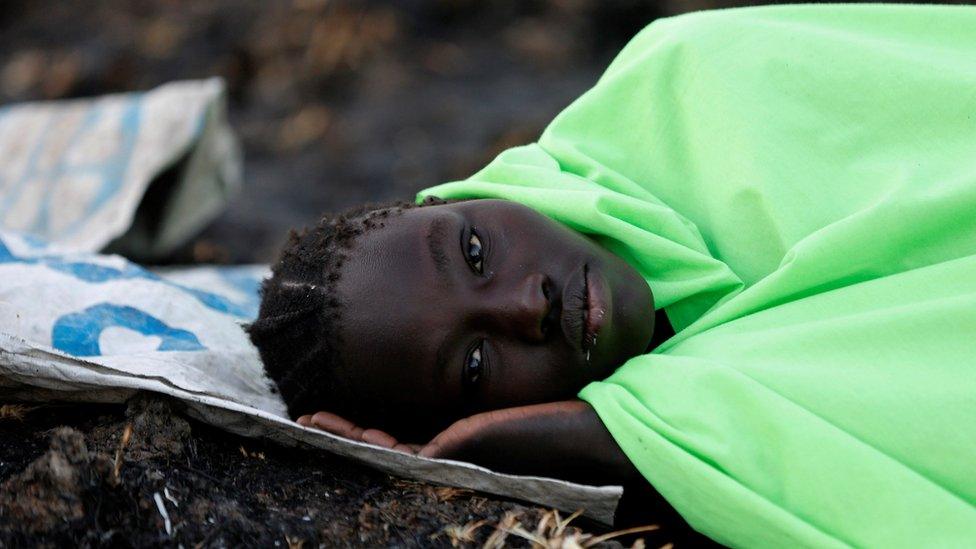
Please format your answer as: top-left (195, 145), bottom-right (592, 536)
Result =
top-left (421, 4), bottom-right (976, 546)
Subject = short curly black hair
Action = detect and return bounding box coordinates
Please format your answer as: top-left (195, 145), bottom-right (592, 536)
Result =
top-left (247, 196), bottom-right (450, 420)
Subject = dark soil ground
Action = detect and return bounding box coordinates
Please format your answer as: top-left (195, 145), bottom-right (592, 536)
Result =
top-left (0, 397), bottom-right (710, 547)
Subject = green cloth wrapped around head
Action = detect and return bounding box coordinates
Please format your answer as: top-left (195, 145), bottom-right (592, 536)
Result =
top-left (420, 4), bottom-right (976, 547)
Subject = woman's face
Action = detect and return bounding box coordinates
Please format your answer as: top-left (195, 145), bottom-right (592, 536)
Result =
top-left (334, 199), bottom-right (654, 436)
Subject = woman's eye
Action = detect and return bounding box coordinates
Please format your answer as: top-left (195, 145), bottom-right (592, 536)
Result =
top-left (464, 343), bottom-right (484, 387)
top-left (466, 231), bottom-right (484, 274)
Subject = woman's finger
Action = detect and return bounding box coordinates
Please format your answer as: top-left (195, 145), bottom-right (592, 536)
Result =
top-left (418, 442), bottom-right (443, 459)
top-left (299, 412), bottom-right (427, 454)
top-left (361, 428), bottom-right (399, 448)
top-left (419, 431), bottom-right (467, 459)
top-left (418, 415), bottom-right (479, 459)
top-left (308, 411), bottom-right (364, 440)
top-left (392, 443), bottom-right (420, 455)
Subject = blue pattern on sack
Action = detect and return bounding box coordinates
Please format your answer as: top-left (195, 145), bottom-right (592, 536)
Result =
top-left (215, 266), bottom-right (264, 318)
top-left (0, 236), bottom-right (256, 318)
top-left (0, 98), bottom-right (142, 240)
top-left (51, 303), bottom-right (205, 356)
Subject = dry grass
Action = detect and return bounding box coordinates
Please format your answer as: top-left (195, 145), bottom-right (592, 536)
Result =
top-left (483, 511), bottom-right (520, 549)
top-left (0, 404), bottom-right (35, 421)
top-left (441, 519), bottom-right (490, 547)
top-left (440, 508), bottom-right (660, 549)
top-left (434, 486), bottom-right (474, 502)
top-left (112, 422), bottom-right (133, 481)
top-left (238, 445), bottom-right (266, 460)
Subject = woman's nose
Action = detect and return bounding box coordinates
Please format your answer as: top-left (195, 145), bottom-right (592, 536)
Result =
top-left (491, 272), bottom-right (552, 342)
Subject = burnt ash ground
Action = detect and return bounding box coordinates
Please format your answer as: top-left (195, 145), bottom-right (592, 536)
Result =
top-left (0, 1), bottom-right (755, 546)
top-left (0, 398), bottom-right (711, 547)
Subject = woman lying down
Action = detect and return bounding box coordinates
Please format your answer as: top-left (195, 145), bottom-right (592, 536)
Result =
top-left (248, 5), bottom-right (976, 546)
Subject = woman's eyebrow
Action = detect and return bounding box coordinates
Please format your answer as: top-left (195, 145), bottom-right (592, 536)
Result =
top-left (425, 215), bottom-right (452, 281)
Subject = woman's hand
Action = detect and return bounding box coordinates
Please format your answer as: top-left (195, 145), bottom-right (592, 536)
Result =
top-left (298, 400), bottom-right (638, 486)
top-left (296, 411), bottom-right (422, 454)
top-left (421, 400), bottom-right (638, 485)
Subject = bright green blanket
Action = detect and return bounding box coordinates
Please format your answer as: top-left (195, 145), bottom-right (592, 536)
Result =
top-left (420, 4), bottom-right (976, 546)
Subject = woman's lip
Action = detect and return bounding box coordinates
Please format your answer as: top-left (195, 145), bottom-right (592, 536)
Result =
top-left (583, 265), bottom-right (609, 351)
